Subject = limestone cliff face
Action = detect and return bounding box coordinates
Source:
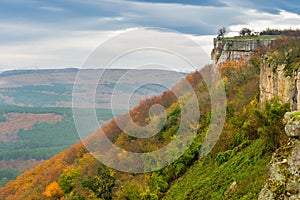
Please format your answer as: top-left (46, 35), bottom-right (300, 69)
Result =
top-left (211, 37), bottom-right (299, 111)
top-left (259, 56), bottom-right (300, 111)
top-left (259, 111), bottom-right (300, 199)
top-left (211, 38), bottom-right (276, 65)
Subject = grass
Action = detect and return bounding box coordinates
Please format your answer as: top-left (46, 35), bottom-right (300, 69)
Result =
top-left (289, 111), bottom-right (300, 119)
top-left (221, 35), bottom-right (282, 41)
top-left (162, 140), bottom-right (271, 200)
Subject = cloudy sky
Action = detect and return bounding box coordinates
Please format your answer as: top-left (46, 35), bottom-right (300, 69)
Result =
top-left (0, 0), bottom-right (300, 71)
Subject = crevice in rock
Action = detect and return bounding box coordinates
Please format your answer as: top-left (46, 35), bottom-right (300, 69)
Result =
top-left (292, 80), bottom-right (298, 111)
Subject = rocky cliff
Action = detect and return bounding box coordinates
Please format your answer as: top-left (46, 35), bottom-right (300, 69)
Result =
top-left (260, 55), bottom-right (300, 111)
top-left (259, 111), bottom-right (300, 199)
top-left (211, 37), bottom-right (276, 65)
top-left (212, 36), bottom-right (300, 111)
top-left (212, 37), bottom-right (300, 198)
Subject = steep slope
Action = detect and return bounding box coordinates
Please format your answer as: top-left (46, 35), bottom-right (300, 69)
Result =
top-left (0, 58), bottom-right (264, 199)
top-left (0, 68), bottom-right (186, 186)
top-left (1, 37), bottom-right (298, 199)
top-left (259, 111), bottom-right (300, 199)
top-left (163, 140), bottom-right (270, 199)
top-left (163, 38), bottom-right (300, 199)
top-left (0, 68), bottom-right (208, 199)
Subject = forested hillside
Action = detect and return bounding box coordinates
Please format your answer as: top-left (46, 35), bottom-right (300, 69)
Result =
top-left (0, 68), bottom-right (184, 188)
top-left (1, 38), bottom-right (299, 199)
top-left (0, 105), bottom-right (120, 188)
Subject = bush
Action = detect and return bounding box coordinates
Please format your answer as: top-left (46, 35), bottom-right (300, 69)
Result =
top-left (81, 167), bottom-right (115, 199)
top-left (58, 169), bottom-right (80, 194)
top-left (255, 99), bottom-right (290, 151)
top-left (117, 182), bottom-right (144, 200)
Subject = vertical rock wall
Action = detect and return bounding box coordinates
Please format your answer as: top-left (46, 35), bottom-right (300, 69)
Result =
top-left (211, 38), bottom-right (276, 65)
top-left (211, 37), bottom-right (298, 111)
top-left (259, 56), bottom-right (300, 111)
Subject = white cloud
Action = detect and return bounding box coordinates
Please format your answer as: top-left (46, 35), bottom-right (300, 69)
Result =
top-left (0, 30), bottom-right (112, 68)
top-left (228, 9), bottom-right (300, 35)
top-left (0, 27), bottom-right (214, 72)
top-left (1, 0), bottom-right (300, 71)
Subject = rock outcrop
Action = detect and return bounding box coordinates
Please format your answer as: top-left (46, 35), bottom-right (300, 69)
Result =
top-left (211, 36), bottom-right (299, 111)
top-left (211, 38), bottom-right (276, 65)
top-left (259, 55), bottom-right (300, 111)
top-left (259, 111), bottom-right (300, 200)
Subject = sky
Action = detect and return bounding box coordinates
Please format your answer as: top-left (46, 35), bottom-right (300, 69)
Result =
top-left (0, 0), bottom-right (300, 71)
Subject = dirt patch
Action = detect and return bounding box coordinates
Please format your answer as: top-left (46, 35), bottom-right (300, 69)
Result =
top-left (0, 113), bottom-right (62, 142)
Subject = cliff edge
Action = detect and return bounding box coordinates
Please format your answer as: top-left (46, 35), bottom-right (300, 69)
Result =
top-left (260, 52), bottom-right (300, 111)
top-left (211, 37), bottom-right (277, 65)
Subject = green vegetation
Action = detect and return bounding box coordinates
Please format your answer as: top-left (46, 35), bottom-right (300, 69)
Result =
top-left (82, 167), bottom-right (115, 199)
top-left (260, 28), bottom-right (300, 37)
top-left (223, 35), bottom-right (281, 41)
top-left (163, 140), bottom-right (269, 200)
top-left (1, 84), bottom-right (73, 106)
top-left (265, 38), bottom-right (300, 76)
top-left (0, 169), bottom-right (21, 188)
top-left (2, 37), bottom-right (300, 199)
top-left (219, 27), bottom-right (300, 40)
top-left (0, 105), bottom-right (124, 185)
top-left (0, 77), bottom-right (170, 107)
top-left (162, 98), bottom-right (289, 199)
top-left (0, 105), bottom-right (124, 160)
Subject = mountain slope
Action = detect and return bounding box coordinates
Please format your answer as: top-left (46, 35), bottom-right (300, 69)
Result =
top-left (0, 40), bottom-right (294, 199)
top-left (0, 68), bottom-right (186, 186)
top-left (163, 139), bottom-right (270, 199)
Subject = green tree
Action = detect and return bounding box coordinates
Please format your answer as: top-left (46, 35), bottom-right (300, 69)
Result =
top-left (58, 169), bottom-right (80, 194)
top-left (117, 182), bottom-right (144, 200)
top-left (255, 99), bottom-right (289, 150)
top-left (82, 167), bottom-right (115, 199)
top-left (239, 27), bottom-right (252, 36)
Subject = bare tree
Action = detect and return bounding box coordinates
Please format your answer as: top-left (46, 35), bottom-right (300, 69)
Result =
top-left (218, 27), bottom-right (226, 38)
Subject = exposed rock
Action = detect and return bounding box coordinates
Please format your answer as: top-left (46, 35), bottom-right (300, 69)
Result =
top-left (259, 111), bottom-right (300, 199)
top-left (284, 112), bottom-right (300, 138)
top-left (229, 181), bottom-right (237, 191)
top-left (211, 36), bottom-right (299, 111)
top-left (211, 38), bottom-right (276, 65)
top-left (289, 145), bottom-right (300, 176)
top-left (224, 181), bottom-right (238, 198)
top-left (259, 56), bottom-right (300, 111)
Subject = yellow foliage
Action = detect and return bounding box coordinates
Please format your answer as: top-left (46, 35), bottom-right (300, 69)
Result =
top-left (43, 181), bottom-right (63, 199)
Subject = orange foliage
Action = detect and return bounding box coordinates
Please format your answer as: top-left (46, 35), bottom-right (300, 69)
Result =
top-left (0, 67), bottom-right (212, 199)
top-left (0, 142), bottom-right (87, 200)
top-left (43, 181), bottom-right (63, 199)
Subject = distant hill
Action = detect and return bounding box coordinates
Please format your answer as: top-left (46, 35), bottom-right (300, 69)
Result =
top-left (0, 68), bottom-right (187, 108)
top-left (0, 68), bottom-right (79, 77)
top-left (1, 37), bottom-right (297, 199)
top-left (0, 68), bottom-right (186, 188)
